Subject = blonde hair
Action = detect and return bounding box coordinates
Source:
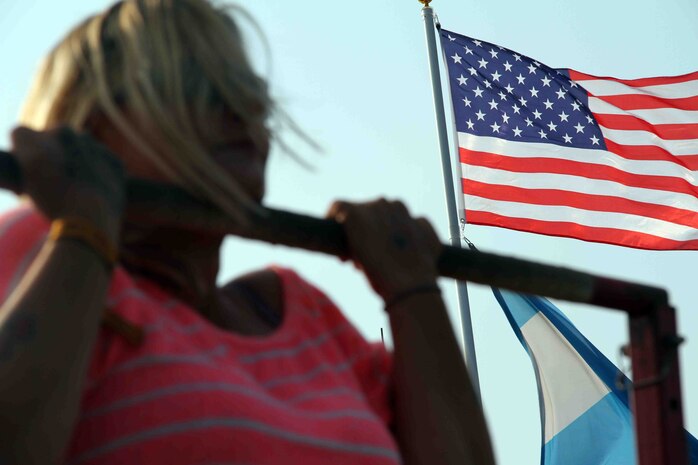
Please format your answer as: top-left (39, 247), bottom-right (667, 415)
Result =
top-left (19, 0), bottom-right (276, 224)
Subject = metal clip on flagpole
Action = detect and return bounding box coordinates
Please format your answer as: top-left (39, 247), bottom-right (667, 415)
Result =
top-left (419, 0), bottom-right (482, 403)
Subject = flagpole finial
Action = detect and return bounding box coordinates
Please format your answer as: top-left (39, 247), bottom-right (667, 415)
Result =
top-left (418, 0), bottom-right (432, 7)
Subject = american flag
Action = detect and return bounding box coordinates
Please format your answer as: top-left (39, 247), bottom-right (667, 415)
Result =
top-left (439, 28), bottom-right (698, 250)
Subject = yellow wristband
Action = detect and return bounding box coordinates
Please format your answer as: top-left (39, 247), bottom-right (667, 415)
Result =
top-left (49, 216), bottom-right (118, 272)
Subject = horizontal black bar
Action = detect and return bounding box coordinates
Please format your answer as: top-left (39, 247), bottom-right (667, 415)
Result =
top-left (0, 149), bottom-right (667, 312)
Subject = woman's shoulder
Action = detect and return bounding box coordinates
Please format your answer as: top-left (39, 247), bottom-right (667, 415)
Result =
top-left (222, 267), bottom-right (283, 315)
top-left (222, 266), bottom-right (342, 319)
top-left (223, 264), bottom-right (314, 293)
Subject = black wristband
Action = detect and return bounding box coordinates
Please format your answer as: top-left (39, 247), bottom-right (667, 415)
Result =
top-left (384, 284), bottom-right (441, 312)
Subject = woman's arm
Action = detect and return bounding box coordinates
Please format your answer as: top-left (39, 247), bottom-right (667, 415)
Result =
top-left (389, 291), bottom-right (495, 465)
top-left (0, 126), bottom-right (127, 464)
top-left (0, 231), bottom-right (117, 464)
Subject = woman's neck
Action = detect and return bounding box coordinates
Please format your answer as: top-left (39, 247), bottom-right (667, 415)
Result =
top-left (118, 223), bottom-right (224, 316)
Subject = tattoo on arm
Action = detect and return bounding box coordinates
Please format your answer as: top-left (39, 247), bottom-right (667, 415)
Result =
top-left (0, 312), bottom-right (38, 362)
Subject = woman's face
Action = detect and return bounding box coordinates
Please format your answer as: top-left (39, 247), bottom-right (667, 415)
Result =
top-left (203, 109), bottom-right (270, 204)
top-left (90, 107), bottom-right (270, 204)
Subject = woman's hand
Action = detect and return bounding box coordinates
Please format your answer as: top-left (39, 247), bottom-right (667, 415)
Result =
top-left (10, 126), bottom-right (127, 239)
top-left (327, 199), bottom-right (496, 465)
top-left (326, 198), bottom-right (442, 303)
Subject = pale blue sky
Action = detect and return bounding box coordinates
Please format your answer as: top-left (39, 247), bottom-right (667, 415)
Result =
top-left (1, 1), bottom-right (696, 464)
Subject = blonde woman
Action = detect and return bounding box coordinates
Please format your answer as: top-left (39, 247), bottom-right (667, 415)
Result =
top-left (0, 1), bottom-right (495, 464)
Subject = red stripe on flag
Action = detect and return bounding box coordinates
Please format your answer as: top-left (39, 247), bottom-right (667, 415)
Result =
top-left (603, 140), bottom-right (698, 170)
top-left (459, 148), bottom-right (698, 196)
top-left (462, 179), bottom-right (698, 228)
top-left (568, 69), bottom-right (698, 88)
top-left (594, 113), bottom-right (698, 140)
top-left (465, 210), bottom-right (698, 250)
top-left (674, 155), bottom-right (698, 170)
top-left (595, 94), bottom-right (698, 111)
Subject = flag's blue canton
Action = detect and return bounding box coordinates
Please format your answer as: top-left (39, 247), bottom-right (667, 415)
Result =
top-left (440, 29), bottom-right (606, 150)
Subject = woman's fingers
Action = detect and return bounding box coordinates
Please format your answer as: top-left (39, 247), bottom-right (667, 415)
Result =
top-left (325, 198), bottom-right (440, 301)
top-left (415, 216), bottom-right (443, 257)
top-left (10, 125), bottom-right (127, 236)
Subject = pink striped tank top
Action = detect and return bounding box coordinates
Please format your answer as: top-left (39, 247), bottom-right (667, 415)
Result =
top-left (0, 204), bottom-right (401, 465)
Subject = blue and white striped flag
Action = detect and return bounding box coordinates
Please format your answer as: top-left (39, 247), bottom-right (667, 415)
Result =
top-left (492, 288), bottom-right (698, 464)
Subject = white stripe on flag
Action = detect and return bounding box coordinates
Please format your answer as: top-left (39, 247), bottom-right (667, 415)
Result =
top-left (457, 133), bottom-right (698, 183)
top-left (520, 312), bottom-right (610, 442)
top-left (464, 194), bottom-right (698, 241)
top-left (589, 97), bottom-right (698, 125)
top-left (598, 126), bottom-right (698, 156)
top-left (576, 78), bottom-right (698, 99)
top-left (463, 164), bottom-right (698, 213)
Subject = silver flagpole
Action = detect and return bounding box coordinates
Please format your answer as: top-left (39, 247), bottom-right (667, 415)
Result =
top-left (420, 0), bottom-right (482, 402)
